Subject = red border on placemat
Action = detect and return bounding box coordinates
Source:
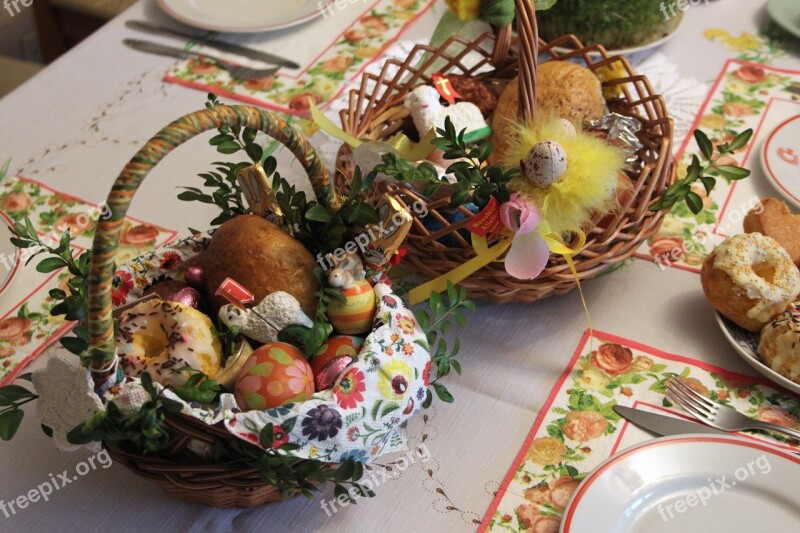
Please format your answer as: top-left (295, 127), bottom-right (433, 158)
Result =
top-left (477, 329), bottom-right (798, 531)
top-left (633, 60), bottom-right (800, 272)
top-left (163, 0), bottom-right (437, 116)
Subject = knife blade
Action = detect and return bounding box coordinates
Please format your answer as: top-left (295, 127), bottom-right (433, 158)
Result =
top-left (614, 405), bottom-right (729, 437)
top-left (125, 20), bottom-right (300, 69)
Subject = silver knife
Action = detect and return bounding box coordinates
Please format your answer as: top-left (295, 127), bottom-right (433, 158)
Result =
top-left (125, 19), bottom-right (300, 69)
top-left (614, 405), bottom-right (729, 436)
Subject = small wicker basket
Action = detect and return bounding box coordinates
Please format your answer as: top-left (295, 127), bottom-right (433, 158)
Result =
top-left (334, 0), bottom-right (675, 304)
top-left (85, 106), bottom-right (350, 507)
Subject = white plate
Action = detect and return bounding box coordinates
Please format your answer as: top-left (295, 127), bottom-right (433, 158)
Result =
top-left (0, 212), bottom-right (19, 296)
top-left (768, 0), bottom-right (800, 40)
top-left (156, 0), bottom-right (332, 33)
top-left (561, 434), bottom-right (800, 533)
top-left (761, 114), bottom-right (800, 209)
top-left (714, 310), bottom-right (800, 396)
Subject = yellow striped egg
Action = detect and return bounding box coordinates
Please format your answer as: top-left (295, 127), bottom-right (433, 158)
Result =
top-left (327, 279), bottom-right (376, 335)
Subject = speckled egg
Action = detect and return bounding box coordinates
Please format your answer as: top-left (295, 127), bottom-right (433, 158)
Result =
top-left (522, 140), bottom-right (568, 188)
top-left (234, 342), bottom-right (314, 411)
top-left (327, 279), bottom-right (377, 335)
top-left (553, 118), bottom-right (578, 139)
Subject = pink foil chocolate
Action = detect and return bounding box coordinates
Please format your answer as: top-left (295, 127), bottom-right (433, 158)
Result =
top-left (173, 287), bottom-right (201, 308)
top-left (314, 355), bottom-right (356, 391)
top-left (184, 265), bottom-right (205, 288)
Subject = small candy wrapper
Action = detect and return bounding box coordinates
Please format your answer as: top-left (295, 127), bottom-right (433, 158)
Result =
top-left (587, 112), bottom-right (643, 165)
top-left (363, 194), bottom-right (413, 275)
top-left (467, 196), bottom-right (505, 237)
top-left (216, 277), bottom-right (255, 310)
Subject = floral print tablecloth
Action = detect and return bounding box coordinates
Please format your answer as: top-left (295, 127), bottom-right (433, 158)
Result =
top-left (479, 330), bottom-right (800, 533)
top-left (0, 170), bottom-right (177, 384)
top-left (640, 28), bottom-right (800, 272)
top-left (165, 0), bottom-right (436, 115)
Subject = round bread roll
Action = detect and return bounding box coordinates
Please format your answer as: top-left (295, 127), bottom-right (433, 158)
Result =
top-left (202, 215), bottom-right (319, 316)
top-left (491, 62), bottom-right (605, 163)
top-left (759, 302), bottom-right (800, 385)
top-left (700, 233), bottom-right (800, 332)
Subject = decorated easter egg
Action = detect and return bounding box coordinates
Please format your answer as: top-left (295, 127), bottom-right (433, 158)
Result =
top-left (234, 342), bottom-right (314, 411)
top-left (327, 279), bottom-right (376, 335)
top-left (522, 140), bottom-right (568, 188)
top-left (311, 335), bottom-right (364, 390)
top-left (553, 118), bottom-right (578, 139)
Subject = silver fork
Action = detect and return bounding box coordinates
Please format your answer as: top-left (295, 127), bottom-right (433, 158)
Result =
top-left (665, 377), bottom-right (800, 440)
top-left (123, 39), bottom-right (279, 80)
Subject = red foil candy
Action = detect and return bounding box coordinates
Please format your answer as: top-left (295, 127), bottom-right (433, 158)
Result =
top-left (314, 355), bottom-right (355, 391)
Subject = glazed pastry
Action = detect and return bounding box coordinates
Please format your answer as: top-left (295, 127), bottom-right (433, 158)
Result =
top-left (116, 298), bottom-right (222, 387)
top-left (202, 214), bottom-right (319, 316)
top-left (701, 233), bottom-right (800, 332)
top-left (744, 198), bottom-right (800, 268)
top-left (759, 303), bottom-right (800, 385)
top-left (491, 62), bottom-right (605, 163)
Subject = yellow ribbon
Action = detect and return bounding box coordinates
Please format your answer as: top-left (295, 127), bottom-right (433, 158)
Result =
top-left (409, 225), bottom-right (592, 340)
top-left (310, 101), bottom-right (438, 161)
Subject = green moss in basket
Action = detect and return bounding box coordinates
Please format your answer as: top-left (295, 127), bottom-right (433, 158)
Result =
top-left (536, 0), bottom-right (683, 50)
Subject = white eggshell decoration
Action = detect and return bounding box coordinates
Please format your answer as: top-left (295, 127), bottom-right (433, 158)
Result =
top-left (522, 140), bottom-right (568, 188)
top-left (554, 118), bottom-right (578, 139)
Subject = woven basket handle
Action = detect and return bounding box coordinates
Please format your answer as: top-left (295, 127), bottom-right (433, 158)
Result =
top-left (492, 0), bottom-right (538, 121)
top-left (87, 105), bottom-right (333, 372)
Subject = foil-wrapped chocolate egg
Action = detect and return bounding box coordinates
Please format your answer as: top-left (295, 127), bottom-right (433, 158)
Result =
top-left (184, 265), bottom-right (205, 288)
top-left (311, 335), bottom-right (363, 390)
top-left (521, 140), bottom-right (568, 188)
top-left (173, 287), bottom-right (201, 309)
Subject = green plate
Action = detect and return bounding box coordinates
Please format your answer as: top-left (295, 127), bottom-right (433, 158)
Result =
top-left (768, 0), bottom-right (800, 40)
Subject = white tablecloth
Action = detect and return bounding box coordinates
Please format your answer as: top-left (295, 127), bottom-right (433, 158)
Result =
top-left (0, 1), bottom-right (797, 532)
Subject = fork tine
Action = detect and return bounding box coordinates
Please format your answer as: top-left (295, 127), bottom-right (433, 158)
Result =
top-left (666, 383), bottom-right (716, 415)
top-left (666, 389), bottom-right (713, 422)
top-left (666, 378), bottom-right (716, 408)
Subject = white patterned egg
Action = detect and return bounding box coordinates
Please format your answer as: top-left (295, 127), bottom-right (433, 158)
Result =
top-left (522, 140), bottom-right (568, 188)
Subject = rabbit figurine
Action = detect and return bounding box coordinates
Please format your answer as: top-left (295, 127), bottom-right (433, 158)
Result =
top-left (327, 252), bottom-right (366, 289)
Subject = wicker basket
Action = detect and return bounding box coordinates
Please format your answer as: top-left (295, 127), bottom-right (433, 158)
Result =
top-left (334, 0), bottom-right (675, 304)
top-left (86, 105), bottom-right (338, 508)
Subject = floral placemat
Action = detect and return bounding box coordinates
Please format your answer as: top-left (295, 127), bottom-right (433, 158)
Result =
top-left (639, 58), bottom-right (800, 272)
top-left (164, 0), bottom-right (436, 116)
top-left (0, 174), bottom-right (177, 384)
top-left (479, 330), bottom-right (800, 532)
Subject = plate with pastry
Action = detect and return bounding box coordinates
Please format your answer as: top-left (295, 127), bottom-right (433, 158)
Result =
top-left (702, 231), bottom-right (800, 394)
top-left (761, 114), bottom-right (800, 209)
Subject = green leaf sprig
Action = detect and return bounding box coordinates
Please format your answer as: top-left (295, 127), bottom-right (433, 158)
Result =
top-left (10, 220), bottom-right (92, 360)
top-left (415, 282), bottom-right (474, 407)
top-left (375, 116), bottom-right (518, 208)
top-left (171, 368), bottom-right (223, 404)
top-left (0, 374), bottom-right (37, 441)
top-left (650, 128), bottom-right (753, 215)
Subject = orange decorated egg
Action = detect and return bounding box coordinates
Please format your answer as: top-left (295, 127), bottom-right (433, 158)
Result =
top-left (310, 335), bottom-right (364, 375)
top-left (327, 279), bottom-right (376, 335)
top-left (234, 342), bottom-right (314, 411)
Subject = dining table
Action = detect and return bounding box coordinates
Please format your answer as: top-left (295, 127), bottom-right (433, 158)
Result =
top-left (1, 0), bottom-right (799, 532)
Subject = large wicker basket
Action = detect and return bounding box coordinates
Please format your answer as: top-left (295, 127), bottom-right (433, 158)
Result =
top-left (334, 0), bottom-right (675, 304)
top-left (86, 106), bottom-right (338, 508)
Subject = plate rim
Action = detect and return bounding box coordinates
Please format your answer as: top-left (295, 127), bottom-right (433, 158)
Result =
top-left (767, 0), bottom-right (800, 40)
top-left (561, 433), bottom-right (800, 532)
top-left (156, 0), bottom-right (334, 34)
top-left (761, 113), bottom-right (800, 210)
top-left (714, 309), bottom-right (800, 396)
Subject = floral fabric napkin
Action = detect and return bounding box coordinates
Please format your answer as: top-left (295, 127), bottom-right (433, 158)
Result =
top-left (480, 330), bottom-right (800, 532)
top-left (0, 174), bottom-right (177, 385)
top-left (164, 0), bottom-right (437, 115)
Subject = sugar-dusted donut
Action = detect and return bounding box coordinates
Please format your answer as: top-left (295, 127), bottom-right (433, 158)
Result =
top-left (116, 298), bottom-right (222, 387)
top-left (759, 302), bottom-right (800, 385)
top-left (701, 233), bottom-right (800, 332)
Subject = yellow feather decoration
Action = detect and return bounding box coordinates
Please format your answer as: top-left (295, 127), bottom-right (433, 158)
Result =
top-left (502, 117), bottom-right (627, 236)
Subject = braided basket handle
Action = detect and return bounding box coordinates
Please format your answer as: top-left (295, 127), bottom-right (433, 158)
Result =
top-left (88, 105), bottom-right (334, 372)
top-left (492, 0), bottom-right (538, 121)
